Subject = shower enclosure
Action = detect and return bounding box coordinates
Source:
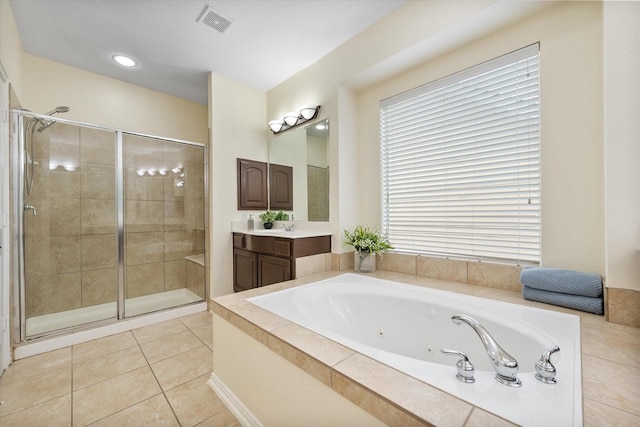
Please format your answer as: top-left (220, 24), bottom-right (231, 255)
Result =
top-left (13, 110), bottom-right (206, 341)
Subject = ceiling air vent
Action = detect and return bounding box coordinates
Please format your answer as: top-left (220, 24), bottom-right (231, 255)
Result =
top-left (198, 6), bottom-right (233, 35)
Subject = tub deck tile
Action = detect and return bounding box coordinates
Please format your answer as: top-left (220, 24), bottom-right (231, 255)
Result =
top-left (332, 353), bottom-right (473, 427)
top-left (268, 322), bottom-right (355, 386)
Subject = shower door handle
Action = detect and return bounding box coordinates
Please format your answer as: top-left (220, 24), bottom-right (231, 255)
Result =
top-left (24, 205), bottom-right (37, 216)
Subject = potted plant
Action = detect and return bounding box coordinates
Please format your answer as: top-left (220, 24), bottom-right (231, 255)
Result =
top-left (274, 210), bottom-right (290, 221)
top-left (343, 225), bottom-right (393, 272)
top-left (259, 210), bottom-right (277, 229)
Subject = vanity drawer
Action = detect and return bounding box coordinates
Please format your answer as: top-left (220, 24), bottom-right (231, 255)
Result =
top-left (274, 239), bottom-right (292, 257)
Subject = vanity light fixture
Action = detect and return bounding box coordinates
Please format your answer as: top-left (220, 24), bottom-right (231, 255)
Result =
top-left (268, 105), bottom-right (320, 134)
top-left (113, 55), bottom-right (137, 67)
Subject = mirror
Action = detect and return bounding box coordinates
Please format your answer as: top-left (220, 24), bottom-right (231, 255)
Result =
top-left (269, 119), bottom-right (329, 221)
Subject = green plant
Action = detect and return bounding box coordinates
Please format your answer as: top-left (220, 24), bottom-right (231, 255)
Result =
top-left (259, 210), bottom-right (277, 223)
top-left (274, 210), bottom-right (290, 221)
top-left (343, 225), bottom-right (393, 255)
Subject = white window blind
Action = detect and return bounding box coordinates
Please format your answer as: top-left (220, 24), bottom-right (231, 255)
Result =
top-left (380, 44), bottom-right (540, 263)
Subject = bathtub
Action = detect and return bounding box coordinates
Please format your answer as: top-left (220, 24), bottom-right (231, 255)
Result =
top-left (248, 273), bottom-right (582, 426)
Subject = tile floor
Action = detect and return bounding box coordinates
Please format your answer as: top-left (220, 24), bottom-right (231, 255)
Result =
top-left (0, 311), bottom-right (240, 427)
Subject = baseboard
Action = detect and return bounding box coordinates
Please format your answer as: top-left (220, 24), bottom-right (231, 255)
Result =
top-left (207, 372), bottom-right (263, 427)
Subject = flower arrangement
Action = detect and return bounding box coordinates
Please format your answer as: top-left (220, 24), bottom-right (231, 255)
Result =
top-left (343, 225), bottom-right (393, 255)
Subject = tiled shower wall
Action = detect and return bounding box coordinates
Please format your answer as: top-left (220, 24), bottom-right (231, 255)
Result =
top-left (23, 123), bottom-right (204, 318)
top-left (123, 134), bottom-right (205, 300)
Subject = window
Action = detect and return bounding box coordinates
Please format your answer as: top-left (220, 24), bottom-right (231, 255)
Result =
top-left (380, 44), bottom-right (540, 263)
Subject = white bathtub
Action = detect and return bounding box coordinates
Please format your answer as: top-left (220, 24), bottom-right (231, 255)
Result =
top-left (248, 273), bottom-right (582, 426)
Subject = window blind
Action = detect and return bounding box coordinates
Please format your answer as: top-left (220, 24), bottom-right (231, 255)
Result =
top-left (380, 44), bottom-right (540, 263)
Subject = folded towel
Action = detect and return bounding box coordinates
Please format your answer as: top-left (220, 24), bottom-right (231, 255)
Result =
top-left (523, 286), bottom-right (603, 315)
top-left (520, 267), bottom-right (602, 298)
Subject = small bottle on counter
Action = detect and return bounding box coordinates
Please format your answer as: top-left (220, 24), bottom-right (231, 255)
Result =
top-left (247, 214), bottom-right (254, 230)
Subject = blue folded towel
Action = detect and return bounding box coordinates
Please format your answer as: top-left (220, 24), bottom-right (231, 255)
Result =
top-left (523, 286), bottom-right (603, 315)
top-left (520, 267), bottom-right (602, 298)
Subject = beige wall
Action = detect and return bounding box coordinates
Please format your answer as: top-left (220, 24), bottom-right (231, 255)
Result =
top-left (0, 0), bottom-right (23, 95)
top-left (604, 2), bottom-right (640, 292)
top-left (265, 1), bottom-right (638, 292)
top-left (20, 54), bottom-right (207, 144)
top-left (2, 2), bottom-right (206, 144)
top-left (359, 2), bottom-right (605, 274)
top-left (209, 72), bottom-right (267, 297)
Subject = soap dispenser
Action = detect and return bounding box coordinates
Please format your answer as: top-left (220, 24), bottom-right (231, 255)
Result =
top-left (247, 214), bottom-right (254, 230)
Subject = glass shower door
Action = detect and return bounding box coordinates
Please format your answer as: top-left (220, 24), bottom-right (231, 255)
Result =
top-left (23, 121), bottom-right (118, 337)
top-left (123, 134), bottom-right (205, 317)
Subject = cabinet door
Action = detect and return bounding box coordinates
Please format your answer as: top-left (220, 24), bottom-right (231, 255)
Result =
top-left (237, 158), bottom-right (268, 210)
top-left (258, 254), bottom-right (291, 287)
top-left (233, 249), bottom-right (258, 292)
top-left (269, 163), bottom-right (293, 211)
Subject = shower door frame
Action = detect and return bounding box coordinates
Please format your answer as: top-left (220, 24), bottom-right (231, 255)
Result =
top-left (12, 111), bottom-right (207, 343)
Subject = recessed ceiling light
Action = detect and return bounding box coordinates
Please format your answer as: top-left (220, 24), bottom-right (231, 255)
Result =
top-left (113, 55), bottom-right (136, 67)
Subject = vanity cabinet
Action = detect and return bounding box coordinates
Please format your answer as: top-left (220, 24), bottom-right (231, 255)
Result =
top-left (269, 163), bottom-right (293, 211)
top-left (237, 158), bottom-right (268, 210)
top-left (232, 232), bottom-right (330, 292)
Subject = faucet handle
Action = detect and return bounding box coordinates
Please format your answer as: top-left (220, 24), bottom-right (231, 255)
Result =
top-left (441, 348), bottom-right (475, 383)
top-left (535, 345), bottom-right (560, 384)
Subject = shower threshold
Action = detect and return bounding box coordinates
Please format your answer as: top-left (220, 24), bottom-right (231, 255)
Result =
top-left (26, 288), bottom-right (203, 337)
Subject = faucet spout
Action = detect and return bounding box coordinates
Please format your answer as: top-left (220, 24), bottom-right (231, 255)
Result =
top-left (451, 314), bottom-right (521, 387)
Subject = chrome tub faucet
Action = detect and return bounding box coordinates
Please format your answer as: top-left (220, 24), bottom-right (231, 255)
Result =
top-left (451, 314), bottom-right (522, 387)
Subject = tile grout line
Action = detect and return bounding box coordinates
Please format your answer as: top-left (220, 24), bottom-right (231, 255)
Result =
top-left (132, 323), bottom-right (182, 426)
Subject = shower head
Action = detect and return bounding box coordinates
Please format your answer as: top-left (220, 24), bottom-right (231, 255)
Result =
top-left (45, 106), bottom-right (70, 116)
top-left (37, 106), bottom-right (70, 132)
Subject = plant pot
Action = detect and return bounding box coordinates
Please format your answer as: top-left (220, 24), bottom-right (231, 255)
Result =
top-left (263, 222), bottom-right (273, 229)
top-left (354, 251), bottom-right (376, 273)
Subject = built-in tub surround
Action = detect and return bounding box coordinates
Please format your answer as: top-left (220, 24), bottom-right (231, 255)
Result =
top-left (248, 274), bottom-right (581, 426)
top-left (211, 270), bottom-right (640, 426)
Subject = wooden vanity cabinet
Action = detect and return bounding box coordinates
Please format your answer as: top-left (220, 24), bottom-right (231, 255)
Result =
top-left (232, 232), bottom-right (330, 292)
top-left (237, 158), bottom-right (268, 210)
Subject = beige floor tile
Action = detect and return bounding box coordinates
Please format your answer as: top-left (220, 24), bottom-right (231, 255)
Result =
top-left (165, 374), bottom-right (225, 427)
top-left (0, 394), bottom-right (71, 427)
top-left (132, 319), bottom-right (189, 344)
top-left (191, 322), bottom-right (213, 344)
top-left (0, 347), bottom-right (71, 387)
top-left (72, 366), bottom-right (161, 426)
top-left (196, 408), bottom-right (241, 427)
top-left (139, 329), bottom-right (203, 364)
top-left (180, 311), bottom-right (213, 330)
top-left (0, 367), bottom-right (71, 417)
top-left (73, 345), bottom-right (147, 390)
top-left (72, 331), bottom-right (137, 364)
top-left (90, 394), bottom-right (179, 427)
top-left (150, 345), bottom-right (212, 391)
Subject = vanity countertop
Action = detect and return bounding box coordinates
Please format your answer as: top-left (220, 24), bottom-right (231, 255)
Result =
top-left (239, 229), bottom-right (331, 239)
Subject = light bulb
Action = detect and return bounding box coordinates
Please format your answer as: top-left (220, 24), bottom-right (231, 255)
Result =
top-left (300, 105), bottom-right (318, 120)
top-left (283, 112), bottom-right (299, 126)
top-left (269, 120), bottom-right (284, 133)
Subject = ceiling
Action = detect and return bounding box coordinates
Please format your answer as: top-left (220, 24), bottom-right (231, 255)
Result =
top-left (10, 0), bottom-right (406, 105)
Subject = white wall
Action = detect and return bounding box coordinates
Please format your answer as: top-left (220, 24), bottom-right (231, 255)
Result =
top-left (604, 1), bottom-right (640, 291)
top-left (209, 72), bottom-right (267, 297)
